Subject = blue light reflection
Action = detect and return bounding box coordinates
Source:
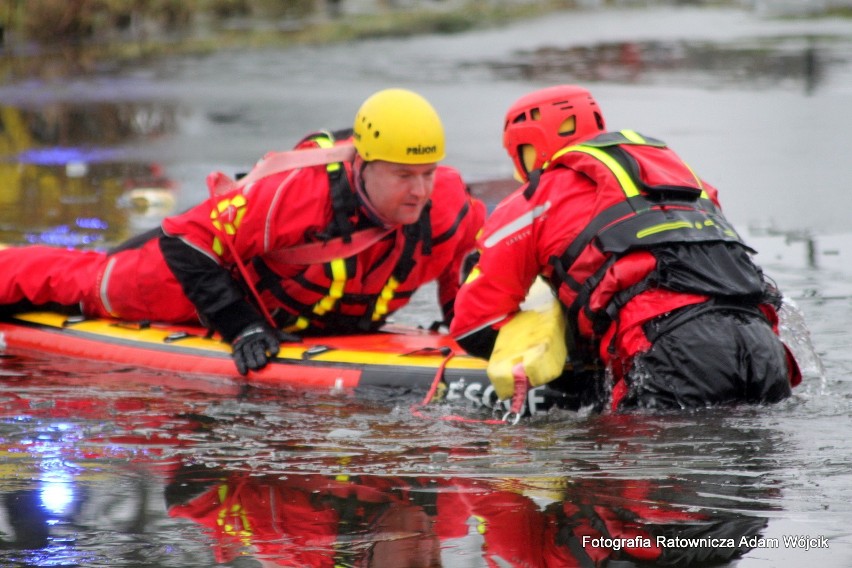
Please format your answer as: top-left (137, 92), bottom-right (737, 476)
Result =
top-left (16, 146), bottom-right (123, 166)
top-left (39, 478), bottom-right (75, 516)
top-left (25, 224), bottom-right (107, 248)
top-left (36, 423), bottom-right (78, 517)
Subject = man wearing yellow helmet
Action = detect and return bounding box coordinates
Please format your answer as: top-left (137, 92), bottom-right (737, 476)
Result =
top-left (0, 88), bottom-right (486, 376)
top-left (352, 88), bottom-right (446, 227)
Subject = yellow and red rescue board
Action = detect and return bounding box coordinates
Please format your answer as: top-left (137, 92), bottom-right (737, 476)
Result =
top-left (0, 290), bottom-right (569, 403)
top-left (0, 312), bottom-right (488, 394)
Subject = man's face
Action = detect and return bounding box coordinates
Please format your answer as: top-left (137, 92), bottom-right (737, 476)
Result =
top-left (361, 160), bottom-right (437, 226)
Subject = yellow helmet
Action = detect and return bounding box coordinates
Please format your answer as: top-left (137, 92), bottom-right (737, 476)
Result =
top-left (353, 88), bottom-right (446, 164)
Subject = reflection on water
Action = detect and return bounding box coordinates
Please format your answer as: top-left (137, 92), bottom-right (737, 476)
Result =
top-left (164, 467), bottom-right (769, 567)
top-left (0, 100), bottom-right (179, 247)
top-left (0, 368), bottom-right (787, 567)
top-left (0, 315), bottom-right (849, 566)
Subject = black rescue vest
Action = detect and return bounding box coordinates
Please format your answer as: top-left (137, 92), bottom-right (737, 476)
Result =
top-left (536, 131), bottom-right (767, 337)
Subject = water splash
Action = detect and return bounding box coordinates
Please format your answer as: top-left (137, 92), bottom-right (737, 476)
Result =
top-left (779, 295), bottom-right (828, 390)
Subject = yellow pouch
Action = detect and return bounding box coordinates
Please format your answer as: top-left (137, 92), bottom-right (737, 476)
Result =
top-left (486, 279), bottom-right (568, 401)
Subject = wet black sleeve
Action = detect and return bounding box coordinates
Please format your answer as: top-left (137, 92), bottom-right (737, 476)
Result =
top-left (159, 235), bottom-right (264, 342)
top-left (455, 326), bottom-right (499, 360)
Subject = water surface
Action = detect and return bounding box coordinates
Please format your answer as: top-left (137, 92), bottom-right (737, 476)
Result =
top-left (1, 5), bottom-right (851, 566)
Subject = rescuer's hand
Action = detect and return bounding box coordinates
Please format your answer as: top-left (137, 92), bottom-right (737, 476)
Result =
top-left (231, 324), bottom-right (300, 375)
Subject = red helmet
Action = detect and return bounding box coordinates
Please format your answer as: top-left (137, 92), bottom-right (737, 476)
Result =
top-left (502, 85), bottom-right (606, 181)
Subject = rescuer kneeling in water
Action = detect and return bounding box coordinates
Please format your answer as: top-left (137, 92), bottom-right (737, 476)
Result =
top-left (451, 85), bottom-right (800, 411)
top-left (0, 88), bottom-right (485, 376)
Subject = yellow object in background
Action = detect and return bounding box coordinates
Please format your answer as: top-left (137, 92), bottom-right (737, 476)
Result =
top-left (486, 278), bottom-right (568, 401)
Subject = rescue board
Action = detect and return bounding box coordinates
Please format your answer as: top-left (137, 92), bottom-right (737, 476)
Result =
top-left (0, 277), bottom-right (574, 417)
top-left (0, 312), bottom-right (490, 396)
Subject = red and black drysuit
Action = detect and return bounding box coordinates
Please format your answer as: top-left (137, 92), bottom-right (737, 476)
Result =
top-left (0, 131), bottom-right (484, 351)
top-left (450, 131), bottom-right (800, 411)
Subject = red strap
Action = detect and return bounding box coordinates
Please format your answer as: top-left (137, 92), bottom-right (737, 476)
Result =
top-left (263, 227), bottom-right (393, 265)
top-left (204, 144), bottom-right (359, 321)
top-left (210, 144), bottom-right (357, 195)
top-left (610, 378), bottom-right (629, 412)
top-left (502, 363), bottom-right (529, 425)
top-left (208, 143), bottom-right (390, 265)
top-left (215, 214), bottom-right (278, 332)
top-left (409, 348), bottom-right (518, 426)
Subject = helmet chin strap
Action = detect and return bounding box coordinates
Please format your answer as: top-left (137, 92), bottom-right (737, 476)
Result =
top-left (354, 155), bottom-right (398, 228)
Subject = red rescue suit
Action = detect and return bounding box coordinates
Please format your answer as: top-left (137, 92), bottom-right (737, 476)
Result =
top-left (160, 135), bottom-right (484, 339)
top-left (0, 132), bottom-right (484, 344)
top-left (451, 131), bottom-right (800, 410)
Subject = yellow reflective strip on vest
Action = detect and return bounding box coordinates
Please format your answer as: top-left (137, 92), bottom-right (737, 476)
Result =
top-left (313, 258), bottom-right (347, 315)
top-left (620, 129), bottom-right (646, 143)
top-left (636, 220), bottom-right (695, 239)
top-left (280, 259), bottom-right (348, 333)
top-left (316, 296), bottom-right (334, 313)
top-left (284, 316), bottom-right (310, 333)
top-left (372, 277), bottom-right (400, 321)
top-left (313, 133), bottom-right (341, 173)
top-left (329, 259), bottom-right (347, 295)
top-left (550, 145), bottom-right (641, 198)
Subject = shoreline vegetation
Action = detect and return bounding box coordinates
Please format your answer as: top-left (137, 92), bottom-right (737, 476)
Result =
top-left (3, 1), bottom-right (850, 63)
top-left (1, 0), bottom-right (580, 60)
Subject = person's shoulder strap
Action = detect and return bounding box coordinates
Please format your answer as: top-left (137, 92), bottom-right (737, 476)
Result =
top-left (262, 226), bottom-right (394, 265)
top-left (208, 144), bottom-right (357, 196)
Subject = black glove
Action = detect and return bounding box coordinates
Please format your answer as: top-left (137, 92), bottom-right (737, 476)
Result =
top-left (231, 324), bottom-right (300, 375)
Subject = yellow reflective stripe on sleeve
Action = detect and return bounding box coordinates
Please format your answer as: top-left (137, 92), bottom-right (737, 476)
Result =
top-left (549, 145), bottom-right (641, 198)
top-left (372, 276), bottom-right (400, 321)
